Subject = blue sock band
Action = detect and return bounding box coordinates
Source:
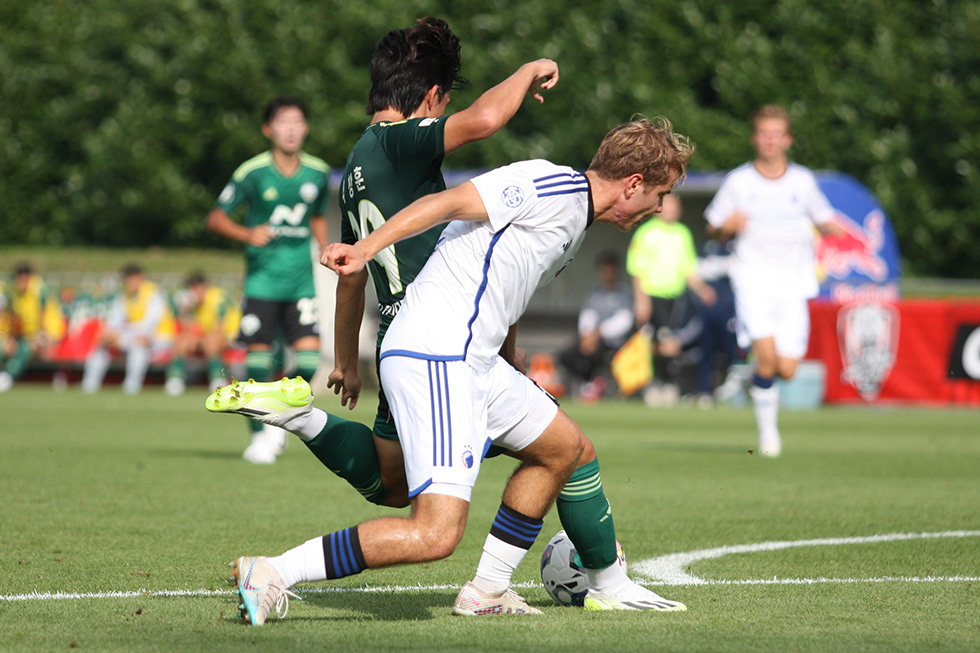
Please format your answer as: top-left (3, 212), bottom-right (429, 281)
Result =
top-left (489, 503), bottom-right (544, 551)
top-left (752, 373), bottom-right (775, 389)
top-left (322, 527), bottom-right (367, 579)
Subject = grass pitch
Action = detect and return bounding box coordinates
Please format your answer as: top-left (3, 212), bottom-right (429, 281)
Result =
top-left (1, 384), bottom-right (978, 651)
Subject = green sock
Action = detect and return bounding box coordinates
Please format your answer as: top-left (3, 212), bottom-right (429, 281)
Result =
top-left (246, 350), bottom-right (273, 383)
top-left (304, 413), bottom-right (387, 505)
top-left (167, 358), bottom-right (186, 381)
top-left (245, 350), bottom-right (274, 435)
top-left (206, 357), bottom-right (223, 382)
top-left (293, 350), bottom-right (319, 383)
top-left (556, 458), bottom-right (618, 570)
top-left (3, 339), bottom-right (31, 379)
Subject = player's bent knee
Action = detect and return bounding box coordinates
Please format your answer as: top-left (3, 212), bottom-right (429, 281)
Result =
top-left (410, 494), bottom-right (469, 560)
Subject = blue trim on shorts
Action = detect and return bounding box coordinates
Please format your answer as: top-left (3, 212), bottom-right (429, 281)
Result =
top-left (408, 479), bottom-right (432, 499)
top-left (481, 437), bottom-right (493, 461)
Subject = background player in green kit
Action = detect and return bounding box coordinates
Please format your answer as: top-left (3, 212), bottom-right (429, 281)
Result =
top-left (210, 18), bottom-right (683, 616)
top-left (206, 96), bottom-right (330, 464)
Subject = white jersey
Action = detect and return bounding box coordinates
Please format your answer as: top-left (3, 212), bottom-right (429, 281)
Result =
top-left (704, 162), bottom-right (835, 299)
top-left (381, 160), bottom-right (591, 372)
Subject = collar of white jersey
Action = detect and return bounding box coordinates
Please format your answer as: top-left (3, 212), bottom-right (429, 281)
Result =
top-left (585, 174), bottom-right (595, 229)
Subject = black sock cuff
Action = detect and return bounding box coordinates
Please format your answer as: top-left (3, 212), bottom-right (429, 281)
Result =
top-left (322, 526), bottom-right (367, 579)
top-left (490, 502), bottom-right (544, 550)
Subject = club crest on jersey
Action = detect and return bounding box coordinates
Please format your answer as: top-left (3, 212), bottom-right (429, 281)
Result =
top-left (219, 184), bottom-right (235, 204)
top-left (300, 182), bottom-right (319, 203)
top-left (263, 187), bottom-right (279, 201)
top-left (501, 185), bottom-right (524, 208)
top-left (461, 447), bottom-right (475, 469)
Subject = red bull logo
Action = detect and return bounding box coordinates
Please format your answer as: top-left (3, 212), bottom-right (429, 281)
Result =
top-left (817, 209), bottom-right (889, 282)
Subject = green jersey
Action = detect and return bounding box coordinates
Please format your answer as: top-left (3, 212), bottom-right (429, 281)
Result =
top-left (216, 151), bottom-right (330, 301)
top-left (339, 118), bottom-right (448, 346)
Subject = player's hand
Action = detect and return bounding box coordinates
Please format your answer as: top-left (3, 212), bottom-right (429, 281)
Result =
top-left (321, 243), bottom-right (368, 276)
top-left (695, 285), bottom-right (717, 306)
top-left (327, 367), bottom-right (361, 409)
top-left (527, 59), bottom-right (559, 103)
top-left (722, 211), bottom-right (748, 236)
top-left (247, 223), bottom-right (274, 247)
top-left (819, 218), bottom-right (847, 238)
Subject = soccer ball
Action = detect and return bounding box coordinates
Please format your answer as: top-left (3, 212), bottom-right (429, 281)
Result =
top-left (540, 530), bottom-right (627, 606)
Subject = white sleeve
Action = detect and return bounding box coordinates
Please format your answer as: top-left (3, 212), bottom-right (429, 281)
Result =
top-left (106, 296), bottom-right (127, 330)
top-left (599, 308), bottom-right (633, 341)
top-left (703, 175), bottom-right (738, 228)
top-left (806, 173), bottom-right (836, 226)
top-left (469, 165), bottom-right (537, 234)
top-left (578, 308), bottom-right (599, 335)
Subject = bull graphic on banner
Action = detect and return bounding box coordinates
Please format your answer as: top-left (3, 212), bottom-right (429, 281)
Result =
top-left (837, 302), bottom-right (900, 400)
top-left (815, 173), bottom-right (902, 302)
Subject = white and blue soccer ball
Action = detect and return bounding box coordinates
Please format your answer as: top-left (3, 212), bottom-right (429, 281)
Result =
top-left (540, 530), bottom-right (627, 606)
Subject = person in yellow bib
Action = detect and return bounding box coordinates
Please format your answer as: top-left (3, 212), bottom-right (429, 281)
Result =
top-left (0, 263), bottom-right (66, 392)
top-left (81, 264), bottom-right (175, 394)
top-left (626, 194), bottom-right (698, 406)
top-left (165, 272), bottom-right (241, 395)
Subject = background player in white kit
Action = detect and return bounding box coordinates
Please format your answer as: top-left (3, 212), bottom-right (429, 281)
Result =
top-left (704, 104), bottom-right (842, 457)
top-left (209, 117), bottom-right (693, 624)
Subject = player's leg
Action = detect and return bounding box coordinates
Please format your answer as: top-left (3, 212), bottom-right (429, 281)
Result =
top-left (200, 326), bottom-right (229, 391)
top-left (734, 284), bottom-right (782, 456)
top-left (455, 360), bottom-right (578, 614)
top-left (81, 330), bottom-right (118, 393)
top-left (165, 331), bottom-right (195, 396)
top-left (484, 364), bottom-right (685, 611)
top-left (294, 347), bottom-right (403, 507)
top-left (227, 355), bottom-right (500, 625)
top-left (0, 337), bottom-right (32, 391)
top-left (283, 297), bottom-right (320, 383)
top-left (238, 298), bottom-right (282, 463)
top-left (232, 492), bottom-right (469, 625)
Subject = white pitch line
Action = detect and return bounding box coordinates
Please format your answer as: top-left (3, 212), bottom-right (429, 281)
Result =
top-left (5, 531), bottom-right (979, 602)
top-left (0, 581), bottom-right (537, 603)
top-left (633, 530), bottom-right (980, 586)
top-left (3, 575), bottom-right (979, 603)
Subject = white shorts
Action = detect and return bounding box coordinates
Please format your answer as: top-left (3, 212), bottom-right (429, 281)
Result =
top-left (379, 354), bottom-right (559, 502)
top-left (732, 282), bottom-right (810, 360)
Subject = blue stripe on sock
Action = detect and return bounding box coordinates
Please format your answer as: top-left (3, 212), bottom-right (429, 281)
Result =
top-left (753, 373), bottom-right (775, 389)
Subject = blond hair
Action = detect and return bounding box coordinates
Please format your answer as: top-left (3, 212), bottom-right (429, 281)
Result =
top-left (752, 104), bottom-right (791, 132)
top-left (588, 116), bottom-right (694, 187)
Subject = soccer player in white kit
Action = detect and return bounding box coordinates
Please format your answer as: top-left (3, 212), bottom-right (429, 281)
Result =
top-left (206, 117), bottom-right (693, 624)
top-left (704, 105), bottom-right (842, 456)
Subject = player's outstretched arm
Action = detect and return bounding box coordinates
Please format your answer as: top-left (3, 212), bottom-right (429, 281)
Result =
top-left (443, 59), bottom-right (559, 154)
top-left (322, 182), bottom-right (488, 276)
top-left (328, 268), bottom-right (368, 408)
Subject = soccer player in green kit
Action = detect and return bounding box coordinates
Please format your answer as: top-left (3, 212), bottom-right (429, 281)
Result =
top-left (206, 96), bottom-right (330, 464)
top-left (210, 18), bottom-right (685, 618)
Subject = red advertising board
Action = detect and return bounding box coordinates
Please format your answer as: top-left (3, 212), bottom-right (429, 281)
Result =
top-left (807, 299), bottom-right (980, 406)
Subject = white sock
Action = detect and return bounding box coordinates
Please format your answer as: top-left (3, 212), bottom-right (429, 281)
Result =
top-left (268, 537), bottom-right (327, 587)
top-left (280, 408), bottom-right (328, 441)
top-left (472, 534), bottom-right (529, 595)
top-left (81, 348), bottom-right (110, 392)
top-left (123, 345), bottom-right (150, 394)
top-left (585, 559), bottom-right (631, 594)
top-left (750, 384), bottom-right (780, 440)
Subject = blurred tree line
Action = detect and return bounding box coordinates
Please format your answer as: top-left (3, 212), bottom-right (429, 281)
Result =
top-left (1, 0), bottom-right (977, 277)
